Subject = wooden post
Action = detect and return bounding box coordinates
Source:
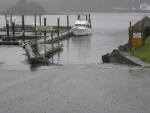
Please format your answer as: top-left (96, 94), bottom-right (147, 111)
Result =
top-left (35, 14), bottom-right (36, 32)
top-left (6, 20), bottom-right (10, 41)
top-left (10, 14), bottom-right (12, 25)
top-left (128, 23), bottom-right (132, 51)
top-left (57, 18), bottom-right (60, 45)
top-left (130, 22), bottom-right (132, 27)
top-left (51, 28), bottom-right (54, 64)
top-left (35, 29), bottom-right (38, 52)
top-left (67, 15), bottom-right (69, 29)
top-left (44, 18), bottom-right (47, 43)
top-left (35, 14), bottom-right (37, 50)
top-left (22, 15), bottom-right (25, 42)
top-left (129, 22), bottom-right (132, 50)
top-left (51, 29), bottom-right (54, 49)
top-left (5, 14), bottom-right (9, 41)
top-left (89, 14), bottom-right (92, 29)
top-left (12, 22), bottom-right (15, 42)
top-left (39, 14), bottom-right (41, 26)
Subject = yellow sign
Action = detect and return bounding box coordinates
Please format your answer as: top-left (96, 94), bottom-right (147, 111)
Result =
top-left (132, 38), bottom-right (142, 47)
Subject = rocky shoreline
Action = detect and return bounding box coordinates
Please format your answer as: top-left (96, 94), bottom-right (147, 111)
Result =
top-left (102, 43), bottom-right (141, 66)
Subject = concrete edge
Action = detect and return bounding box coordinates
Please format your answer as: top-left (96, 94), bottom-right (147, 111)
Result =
top-left (121, 52), bottom-right (150, 68)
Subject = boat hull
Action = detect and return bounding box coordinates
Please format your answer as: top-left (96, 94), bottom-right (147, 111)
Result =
top-left (71, 28), bottom-right (92, 36)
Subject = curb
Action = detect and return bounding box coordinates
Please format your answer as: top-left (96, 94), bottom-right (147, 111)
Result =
top-left (121, 52), bottom-right (150, 68)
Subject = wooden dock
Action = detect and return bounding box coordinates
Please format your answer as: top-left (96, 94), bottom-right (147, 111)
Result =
top-left (0, 41), bottom-right (19, 45)
top-left (40, 31), bottom-right (72, 44)
top-left (44, 44), bottom-right (63, 58)
top-left (0, 13), bottom-right (86, 65)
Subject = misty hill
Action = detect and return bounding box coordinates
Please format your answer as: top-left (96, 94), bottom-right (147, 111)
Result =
top-left (0, 0), bottom-right (150, 13)
top-left (2, 0), bottom-right (45, 14)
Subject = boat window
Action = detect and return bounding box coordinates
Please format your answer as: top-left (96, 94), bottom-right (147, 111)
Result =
top-left (75, 24), bottom-right (86, 27)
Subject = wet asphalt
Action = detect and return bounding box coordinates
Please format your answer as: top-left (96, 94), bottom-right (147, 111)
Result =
top-left (0, 64), bottom-right (150, 113)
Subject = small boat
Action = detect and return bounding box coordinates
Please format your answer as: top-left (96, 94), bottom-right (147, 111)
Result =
top-left (71, 15), bottom-right (92, 36)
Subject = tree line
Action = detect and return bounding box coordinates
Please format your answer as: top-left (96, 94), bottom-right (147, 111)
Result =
top-left (3, 0), bottom-right (45, 14)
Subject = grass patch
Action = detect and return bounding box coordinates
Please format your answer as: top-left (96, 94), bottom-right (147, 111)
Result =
top-left (130, 37), bottom-right (150, 63)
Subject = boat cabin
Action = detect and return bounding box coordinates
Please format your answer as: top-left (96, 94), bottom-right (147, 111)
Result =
top-left (75, 20), bottom-right (90, 28)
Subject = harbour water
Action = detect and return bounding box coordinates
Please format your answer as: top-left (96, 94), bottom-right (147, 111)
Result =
top-left (0, 13), bottom-right (150, 68)
top-left (0, 13), bottom-right (150, 113)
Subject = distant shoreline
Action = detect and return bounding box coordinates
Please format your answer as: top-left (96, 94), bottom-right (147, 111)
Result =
top-left (114, 10), bottom-right (150, 13)
top-left (0, 11), bottom-right (150, 16)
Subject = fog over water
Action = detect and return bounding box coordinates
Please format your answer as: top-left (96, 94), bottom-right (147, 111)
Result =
top-left (0, 0), bottom-right (150, 13)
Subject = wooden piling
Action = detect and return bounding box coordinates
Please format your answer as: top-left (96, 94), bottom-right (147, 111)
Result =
top-left (67, 15), bottom-right (69, 29)
top-left (22, 15), bottom-right (25, 42)
top-left (57, 18), bottom-right (60, 45)
top-left (10, 14), bottom-right (12, 25)
top-left (6, 20), bottom-right (10, 41)
top-left (5, 14), bottom-right (10, 41)
top-left (51, 29), bottom-right (54, 49)
top-left (35, 26), bottom-right (38, 52)
top-left (129, 28), bottom-right (132, 51)
top-left (12, 22), bottom-right (15, 42)
top-left (44, 18), bottom-right (47, 43)
top-left (129, 22), bottom-right (132, 51)
top-left (39, 14), bottom-right (41, 26)
top-left (35, 14), bottom-right (37, 32)
top-left (130, 22), bottom-right (132, 27)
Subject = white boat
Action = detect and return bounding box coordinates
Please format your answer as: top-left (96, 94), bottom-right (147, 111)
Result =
top-left (71, 15), bottom-right (92, 36)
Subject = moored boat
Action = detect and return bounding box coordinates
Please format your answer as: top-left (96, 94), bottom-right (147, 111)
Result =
top-left (71, 15), bottom-right (92, 36)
